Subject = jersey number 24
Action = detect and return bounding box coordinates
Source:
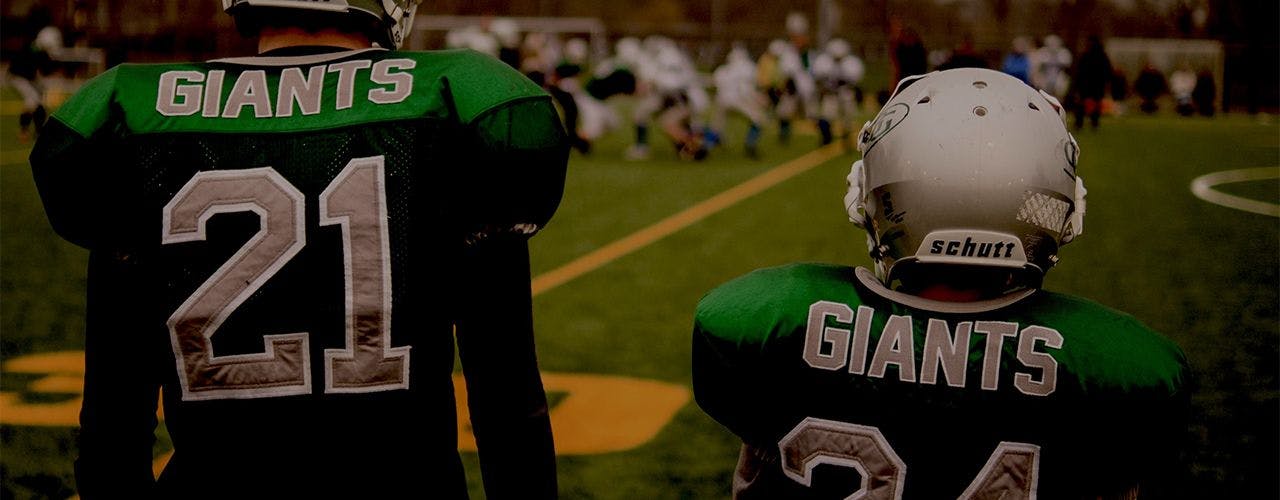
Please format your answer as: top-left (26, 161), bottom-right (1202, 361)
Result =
top-left (781, 417), bottom-right (1039, 499)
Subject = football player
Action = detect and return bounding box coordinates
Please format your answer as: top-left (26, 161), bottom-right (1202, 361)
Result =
top-left (693, 68), bottom-right (1189, 499)
top-left (810, 38), bottom-right (864, 148)
top-left (628, 41), bottom-right (710, 161)
top-left (30, 1), bottom-right (567, 498)
top-left (1033, 34), bottom-right (1072, 100)
top-left (711, 46), bottom-right (767, 159)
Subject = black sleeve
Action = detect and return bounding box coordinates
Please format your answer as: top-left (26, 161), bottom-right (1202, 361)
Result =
top-left (29, 119), bottom-right (125, 250)
top-left (454, 238), bottom-right (557, 499)
top-left (74, 251), bottom-right (162, 499)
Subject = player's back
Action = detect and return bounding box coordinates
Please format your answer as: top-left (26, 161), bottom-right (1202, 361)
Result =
top-left (31, 47), bottom-right (566, 497)
top-left (693, 263), bottom-right (1189, 499)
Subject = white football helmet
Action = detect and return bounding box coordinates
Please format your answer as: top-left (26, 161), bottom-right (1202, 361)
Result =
top-left (845, 68), bottom-right (1085, 289)
top-left (825, 38), bottom-right (851, 59)
top-left (223, 0), bottom-right (421, 49)
top-left (786, 12), bottom-right (809, 36)
top-left (489, 17), bottom-right (520, 48)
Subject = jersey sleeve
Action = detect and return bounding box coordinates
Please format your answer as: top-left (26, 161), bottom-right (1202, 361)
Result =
top-left (693, 264), bottom-right (843, 444)
top-left (445, 52), bottom-right (568, 243)
top-left (30, 67), bottom-right (142, 250)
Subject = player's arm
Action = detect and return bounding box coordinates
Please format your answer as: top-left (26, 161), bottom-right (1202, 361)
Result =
top-left (455, 237), bottom-right (556, 499)
top-left (692, 318), bottom-right (777, 445)
top-left (453, 94), bottom-right (567, 499)
top-left (690, 275), bottom-right (787, 447)
top-left (29, 68), bottom-right (130, 249)
top-left (31, 69), bottom-right (160, 496)
top-left (74, 251), bottom-right (163, 498)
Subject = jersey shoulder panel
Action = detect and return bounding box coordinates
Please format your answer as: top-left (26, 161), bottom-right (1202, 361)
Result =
top-left (1020, 291), bottom-right (1189, 396)
top-left (50, 65), bottom-right (122, 138)
top-left (408, 49), bottom-right (549, 124)
top-left (695, 263), bottom-right (861, 347)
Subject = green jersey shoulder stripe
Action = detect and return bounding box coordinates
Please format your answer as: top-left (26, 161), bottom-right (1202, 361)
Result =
top-left (52, 48), bottom-right (547, 138)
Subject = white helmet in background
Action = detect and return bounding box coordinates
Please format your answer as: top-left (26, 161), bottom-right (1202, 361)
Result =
top-left (616, 37), bottom-right (643, 65)
top-left (786, 12), bottom-right (809, 36)
top-left (767, 39), bottom-right (788, 57)
top-left (1043, 34), bottom-right (1063, 49)
top-left (840, 55), bottom-right (865, 84)
top-left (825, 38), bottom-right (851, 59)
top-left (564, 38), bottom-right (590, 66)
top-left (811, 53), bottom-right (837, 81)
top-left (489, 17), bottom-right (520, 48)
top-left (465, 29), bottom-right (499, 57)
top-left (653, 45), bottom-right (693, 93)
top-left (727, 46), bottom-right (752, 66)
top-left (223, 0), bottom-right (420, 49)
top-left (845, 68), bottom-right (1085, 288)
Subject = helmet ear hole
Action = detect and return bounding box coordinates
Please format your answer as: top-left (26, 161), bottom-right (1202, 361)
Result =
top-left (917, 96), bottom-right (931, 104)
top-left (1028, 102), bottom-right (1040, 111)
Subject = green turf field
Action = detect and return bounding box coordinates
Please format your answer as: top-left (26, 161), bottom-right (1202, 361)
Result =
top-left (2, 92), bottom-right (1277, 498)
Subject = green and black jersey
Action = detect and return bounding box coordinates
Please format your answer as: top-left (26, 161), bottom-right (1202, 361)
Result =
top-left (31, 47), bottom-right (566, 499)
top-left (693, 263), bottom-right (1189, 499)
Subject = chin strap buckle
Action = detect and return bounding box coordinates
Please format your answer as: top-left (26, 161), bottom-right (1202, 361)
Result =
top-left (845, 160), bottom-right (868, 227)
top-left (1062, 175), bottom-right (1087, 243)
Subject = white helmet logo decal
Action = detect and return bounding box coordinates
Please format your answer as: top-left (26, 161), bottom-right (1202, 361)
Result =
top-left (860, 103), bottom-right (909, 153)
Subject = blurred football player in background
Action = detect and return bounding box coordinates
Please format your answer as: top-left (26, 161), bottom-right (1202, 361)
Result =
top-left (489, 17), bottom-right (523, 68)
top-left (711, 45), bottom-right (766, 159)
top-left (1033, 34), bottom-right (1072, 100)
top-left (30, 0), bottom-right (566, 498)
top-left (810, 38), bottom-right (864, 148)
top-left (8, 5), bottom-right (63, 141)
top-left (693, 68), bottom-right (1188, 498)
top-left (627, 38), bottom-right (709, 161)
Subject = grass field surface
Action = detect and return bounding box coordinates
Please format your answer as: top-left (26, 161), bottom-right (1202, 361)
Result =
top-left (1, 91), bottom-right (1277, 498)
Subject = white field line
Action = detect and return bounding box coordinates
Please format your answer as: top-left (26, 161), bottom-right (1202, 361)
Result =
top-left (1190, 167), bottom-right (1280, 217)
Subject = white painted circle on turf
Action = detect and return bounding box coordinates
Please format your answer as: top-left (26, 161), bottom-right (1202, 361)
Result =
top-left (1190, 167), bottom-right (1280, 217)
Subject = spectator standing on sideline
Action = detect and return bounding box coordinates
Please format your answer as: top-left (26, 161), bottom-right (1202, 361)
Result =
top-left (1134, 63), bottom-right (1168, 114)
top-left (1001, 36), bottom-right (1034, 85)
top-left (1192, 70), bottom-right (1216, 117)
top-left (1073, 35), bottom-right (1113, 130)
top-left (889, 21), bottom-right (928, 91)
top-left (937, 34), bottom-right (987, 71)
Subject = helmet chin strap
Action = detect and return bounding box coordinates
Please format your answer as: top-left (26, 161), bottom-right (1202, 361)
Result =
top-left (844, 160), bottom-right (867, 227)
top-left (1062, 175), bottom-right (1087, 243)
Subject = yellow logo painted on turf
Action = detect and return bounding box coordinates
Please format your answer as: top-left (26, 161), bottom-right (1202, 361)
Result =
top-left (0, 351), bottom-right (85, 426)
top-left (0, 351), bottom-right (691, 456)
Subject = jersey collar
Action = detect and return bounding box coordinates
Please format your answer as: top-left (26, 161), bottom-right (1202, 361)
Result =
top-left (210, 47), bottom-right (387, 67)
top-left (854, 267), bottom-right (1036, 314)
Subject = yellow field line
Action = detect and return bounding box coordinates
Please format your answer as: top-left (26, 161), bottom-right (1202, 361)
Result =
top-left (531, 142), bottom-right (846, 296)
top-left (1, 147), bottom-right (32, 165)
top-left (1, 100), bottom-right (26, 115)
